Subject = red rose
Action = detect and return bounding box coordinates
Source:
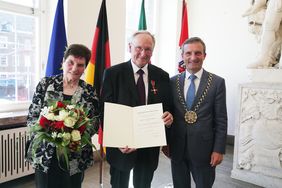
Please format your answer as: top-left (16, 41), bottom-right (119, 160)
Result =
top-left (39, 116), bottom-right (50, 128)
top-left (78, 125), bottom-right (86, 134)
top-left (57, 101), bottom-right (65, 108)
top-left (53, 121), bottom-right (65, 129)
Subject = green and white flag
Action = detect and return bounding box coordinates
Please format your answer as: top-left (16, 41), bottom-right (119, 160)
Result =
top-left (138, 0), bottom-right (147, 30)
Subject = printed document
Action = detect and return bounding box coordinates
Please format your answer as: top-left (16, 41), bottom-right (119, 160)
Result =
top-left (103, 102), bottom-right (166, 148)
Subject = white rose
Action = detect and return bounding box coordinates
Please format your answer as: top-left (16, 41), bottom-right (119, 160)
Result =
top-left (67, 105), bottom-right (75, 110)
top-left (45, 113), bottom-right (55, 121)
top-left (64, 117), bottom-right (77, 128)
top-left (62, 132), bottom-right (71, 146)
top-left (62, 132), bottom-right (71, 142)
top-left (54, 110), bottom-right (69, 121)
top-left (71, 130), bottom-right (81, 141)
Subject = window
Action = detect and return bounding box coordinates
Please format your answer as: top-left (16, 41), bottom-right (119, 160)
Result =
top-left (0, 0), bottom-right (38, 8)
top-left (0, 0), bottom-right (46, 112)
top-left (0, 36), bottom-right (8, 48)
top-left (0, 55), bottom-right (8, 66)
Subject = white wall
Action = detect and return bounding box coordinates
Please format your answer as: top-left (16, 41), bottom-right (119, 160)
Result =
top-left (156, 0), bottom-right (180, 74)
top-left (64, 0), bottom-right (259, 135)
top-left (65, 0), bottom-right (125, 145)
top-left (67, 0), bottom-right (125, 66)
top-left (186, 0), bottom-right (258, 135)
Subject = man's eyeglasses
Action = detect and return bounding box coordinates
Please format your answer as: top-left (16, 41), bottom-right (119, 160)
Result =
top-left (131, 43), bottom-right (153, 54)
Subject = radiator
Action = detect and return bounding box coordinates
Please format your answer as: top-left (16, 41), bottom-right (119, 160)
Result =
top-left (0, 127), bottom-right (34, 183)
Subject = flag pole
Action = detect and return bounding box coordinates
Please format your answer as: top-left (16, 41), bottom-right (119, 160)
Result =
top-left (98, 125), bottom-right (104, 187)
top-left (99, 145), bottom-right (104, 187)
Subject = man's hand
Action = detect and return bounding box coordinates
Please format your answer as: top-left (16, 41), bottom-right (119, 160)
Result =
top-left (210, 152), bottom-right (223, 167)
top-left (162, 111), bottom-right (173, 128)
top-left (119, 146), bottom-right (136, 154)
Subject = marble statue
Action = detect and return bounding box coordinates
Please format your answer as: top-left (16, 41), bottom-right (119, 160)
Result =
top-left (243, 0), bottom-right (282, 68)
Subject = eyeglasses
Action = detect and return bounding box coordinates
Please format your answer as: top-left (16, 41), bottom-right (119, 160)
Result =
top-left (131, 43), bottom-right (153, 54)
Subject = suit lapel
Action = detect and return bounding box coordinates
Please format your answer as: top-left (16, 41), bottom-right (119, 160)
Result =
top-left (174, 72), bottom-right (186, 107)
top-left (179, 72), bottom-right (186, 103)
top-left (193, 69), bottom-right (208, 107)
top-left (147, 65), bottom-right (153, 104)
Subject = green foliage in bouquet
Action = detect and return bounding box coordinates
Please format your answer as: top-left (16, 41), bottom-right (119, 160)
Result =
top-left (30, 100), bottom-right (97, 170)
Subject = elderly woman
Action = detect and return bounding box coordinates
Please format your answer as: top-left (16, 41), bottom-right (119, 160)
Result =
top-left (26, 44), bottom-right (99, 188)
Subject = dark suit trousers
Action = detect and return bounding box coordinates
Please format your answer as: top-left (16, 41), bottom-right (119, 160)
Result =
top-left (35, 157), bottom-right (84, 188)
top-left (171, 158), bottom-right (215, 188)
top-left (110, 149), bottom-right (155, 188)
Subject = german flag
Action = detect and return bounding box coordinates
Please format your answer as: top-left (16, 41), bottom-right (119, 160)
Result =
top-left (85, 0), bottom-right (110, 146)
top-left (85, 0), bottom-right (110, 99)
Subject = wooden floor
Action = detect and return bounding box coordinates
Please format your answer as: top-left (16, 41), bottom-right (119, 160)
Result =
top-left (1, 145), bottom-right (262, 188)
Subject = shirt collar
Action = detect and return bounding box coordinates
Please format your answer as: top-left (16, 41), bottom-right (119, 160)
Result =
top-left (131, 60), bottom-right (148, 75)
top-left (185, 68), bottom-right (203, 80)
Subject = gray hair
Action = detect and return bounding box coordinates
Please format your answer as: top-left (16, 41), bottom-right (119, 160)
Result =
top-left (129, 30), bottom-right (156, 48)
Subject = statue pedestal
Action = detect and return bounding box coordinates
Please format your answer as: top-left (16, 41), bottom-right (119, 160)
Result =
top-left (248, 69), bottom-right (282, 83)
top-left (231, 69), bottom-right (282, 188)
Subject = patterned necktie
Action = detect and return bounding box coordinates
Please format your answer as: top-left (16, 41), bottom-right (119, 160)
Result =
top-left (137, 69), bottom-right (145, 105)
top-left (186, 74), bottom-right (197, 110)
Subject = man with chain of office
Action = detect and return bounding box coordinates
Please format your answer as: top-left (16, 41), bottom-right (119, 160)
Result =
top-left (168, 37), bottom-right (228, 188)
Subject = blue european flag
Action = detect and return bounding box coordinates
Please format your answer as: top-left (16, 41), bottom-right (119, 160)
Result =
top-left (45, 0), bottom-right (67, 77)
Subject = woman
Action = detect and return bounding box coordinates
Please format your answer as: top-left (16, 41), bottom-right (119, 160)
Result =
top-left (26, 44), bottom-right (99, 188)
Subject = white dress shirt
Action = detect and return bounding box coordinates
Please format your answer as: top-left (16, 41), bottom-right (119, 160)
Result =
top-left (184, 68), bottom-right (203, 101)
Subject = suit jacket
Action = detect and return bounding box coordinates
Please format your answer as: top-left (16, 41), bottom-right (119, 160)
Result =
top-left (101, 60), bottom-right (171, 171)
top-left (169, 69), bottom-right (227, 166)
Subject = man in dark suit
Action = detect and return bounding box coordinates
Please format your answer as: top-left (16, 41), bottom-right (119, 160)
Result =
top-left (101, 30), bottom-right (173, 188)
top-left (169, 37), bottom-right (227, 188)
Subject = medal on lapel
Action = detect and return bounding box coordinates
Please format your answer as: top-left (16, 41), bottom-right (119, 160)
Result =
top-left (150, 80), bottom-right (158, 94)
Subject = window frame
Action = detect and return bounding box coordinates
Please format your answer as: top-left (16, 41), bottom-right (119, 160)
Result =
top-left (0, 0), bottom-right (48, 113)
top-left (0, 55), bottom-right (8, 66)
top-left (0, 36), bottom-right (8, 48)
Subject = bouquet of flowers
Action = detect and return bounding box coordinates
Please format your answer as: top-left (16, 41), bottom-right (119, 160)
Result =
top-left (30, 100), bottom-right (96, 170)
